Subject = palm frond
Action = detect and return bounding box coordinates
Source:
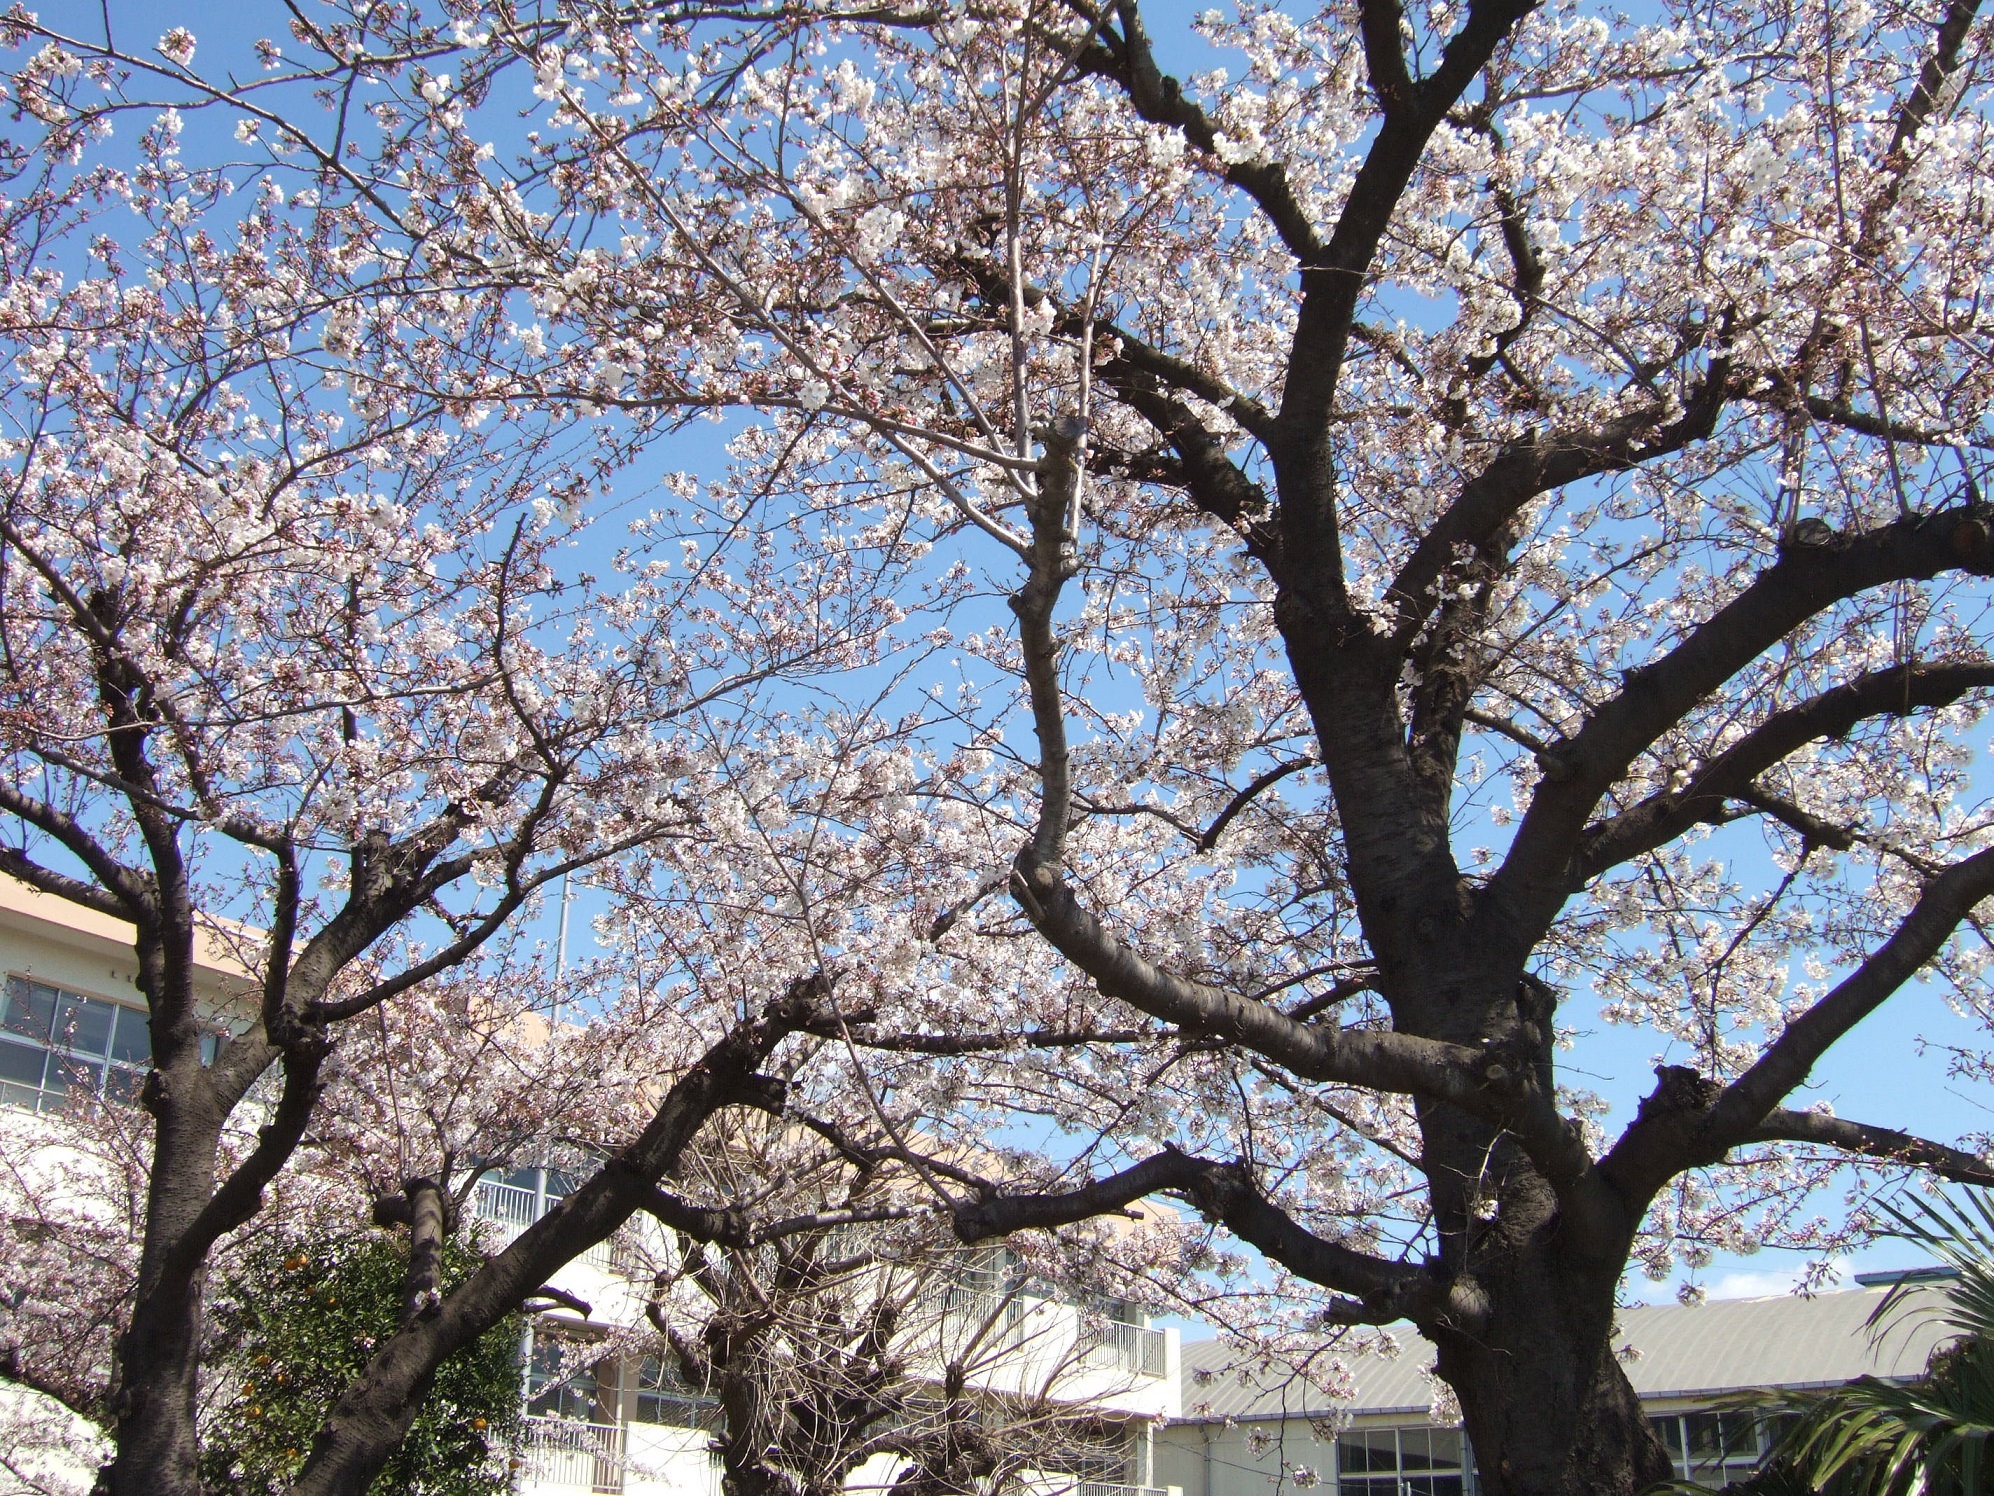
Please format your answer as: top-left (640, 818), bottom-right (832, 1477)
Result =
top-left (1695, 1189), bottom-right (1994, 1496)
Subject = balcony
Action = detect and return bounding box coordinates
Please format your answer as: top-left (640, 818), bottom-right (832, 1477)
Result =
top-left (521, 1416), bottom-right (627, 1493)
top-left (473, 1176), bottom-right (540, 1243)
top-left (1078, 1320), bottom-right (1168, 1379)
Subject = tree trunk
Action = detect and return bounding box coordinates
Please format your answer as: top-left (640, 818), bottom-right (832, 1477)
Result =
top-left (1435, 1247), bottom-right (1672, 1496)
top-left (101, 1097), bottom-right (223, 1496)
top-left (1389, 954), bottom-right (1669, 1495)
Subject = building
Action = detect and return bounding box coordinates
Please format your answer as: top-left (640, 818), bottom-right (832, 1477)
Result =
top-left (0, 877), bottom-right (1179, 1496)
top-left (476, 1168), bottom-right (1184, 1496)
top-left (0, 876), bottom-right (253, 1111)
top-left (1157, 1283), bottom-right (1959, 1496)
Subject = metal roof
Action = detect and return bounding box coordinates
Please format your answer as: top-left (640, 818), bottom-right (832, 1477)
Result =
top-left (1175, 1286), bottom-right (1960, 1423)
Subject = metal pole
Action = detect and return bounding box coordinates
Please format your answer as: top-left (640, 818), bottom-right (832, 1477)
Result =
top-left (551, 870), bottom-right (572, 1023)
top-left (556, 870), bottom-right (572, 978)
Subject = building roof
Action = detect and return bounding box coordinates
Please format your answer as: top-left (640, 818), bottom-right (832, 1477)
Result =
top-left (0, 874), bottom-right (256, 984)
top-left (1175, 1285), bottom-right (1960, 1423)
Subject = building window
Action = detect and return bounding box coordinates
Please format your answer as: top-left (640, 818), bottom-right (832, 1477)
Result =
top-left (1649, 1411), bottom-right (1782, 1487)
top-left (1335, 1426), bottom-right (1470, 1495)
top-left (525, 1334), bottom-right (603, 1423)
top-left (1041, 1427), bottom-right (1136, 1487)
top-left (631, 1356), bottom-right (718, 1430)
top-left (0, 976), bottom-right (161, 1111)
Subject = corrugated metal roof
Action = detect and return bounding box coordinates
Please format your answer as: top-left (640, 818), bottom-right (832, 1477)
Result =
top-left (1175, 1286), bottom-right (1960, 1423)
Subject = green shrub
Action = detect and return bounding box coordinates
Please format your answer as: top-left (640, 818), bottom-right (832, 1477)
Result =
top-left (201, 1229), bottom-right (522, 1495)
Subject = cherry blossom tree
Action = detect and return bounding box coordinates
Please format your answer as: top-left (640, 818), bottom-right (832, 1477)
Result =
top-left (355, 0), bottom-right (1994, 1490)
top-left (630, 1108), bottom-right (1156, 1496)
top-left (0, 38), bottom-right (936, 1494)
top-left (11, 0), bottom-right (1994, 1492)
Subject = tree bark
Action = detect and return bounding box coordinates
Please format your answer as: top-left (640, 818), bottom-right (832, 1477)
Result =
top-left (99, 903), bottom-right (227, 1496)
top-left (99, 1100), bottom-right (222, 1496)
top-left (1437, 1257), bottom-right (1671, 1496)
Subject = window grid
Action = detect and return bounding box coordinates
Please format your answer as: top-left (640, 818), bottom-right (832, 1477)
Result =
top-left (1649, 1410), bottom-right (1782, 1488)
top-left (0, 975), bottom-right (153, 1112)
top-left (1335, 1426), bottom-right (1471, 1496)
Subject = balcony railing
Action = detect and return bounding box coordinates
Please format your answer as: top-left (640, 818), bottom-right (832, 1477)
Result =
top-left (1078, 1320), bottom-right (1168, 1378)
top-left (474, 1179), bottom-right (649, 1277)
top-left (521, 1416), bottom-right (627, 1493)
top-left (472, 1177), bottom-right (539, 1243)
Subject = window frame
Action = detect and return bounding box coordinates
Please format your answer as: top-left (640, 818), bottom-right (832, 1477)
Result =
top-left (1333, 1424), bottom-right (1473, 1495)
top-left (0, 974), bottom-right (160, 1112)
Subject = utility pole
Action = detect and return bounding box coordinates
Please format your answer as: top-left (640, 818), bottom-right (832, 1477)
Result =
top-left (552, 869), bottom-right (571, 1021)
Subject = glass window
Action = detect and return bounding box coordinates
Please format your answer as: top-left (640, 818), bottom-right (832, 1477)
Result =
top-left (1336, 1427), bottom-right (1469, 1496)
top-left (1651, 1410), bottom-right (1773, 1487)
top-left (526, 1337), bottom-right (600, 1423)
top-left (109, 1006), bottom-right (151, 1065)
top-left (0, 977), bottom-right (223, 1112)
top-left (3, 979), bottom-right (56, 1042)
top-left (54, 992), bottom-right (114, 1054)
top-left (633, 1356), bottom-right (718, 1429)
top-left (1344, 1430), bottom-right (1395, 1474)
top-left (1042, 1428), bottom-right (1133, 1484)
top-left (0, 1038), bottom-right (49, 1099)
top-left (2, 977), bottom-right (136, 1111)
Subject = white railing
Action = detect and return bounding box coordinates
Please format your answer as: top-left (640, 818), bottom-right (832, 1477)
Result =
top-left (1077, 1484), bottom-right (1165, 1496)
top-left (473, 1177), bottom-right (538, 1243)
top-left (521, 1416), bottom-right (627, 1493)
top-left (1079, 1320), bottom-right (1168, 1378)
top-left (473, 1180), bottom-right (651, 1278)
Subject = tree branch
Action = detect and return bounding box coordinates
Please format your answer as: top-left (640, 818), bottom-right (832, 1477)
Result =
top-left (1702, 845), bottom-right (1994, 1145)
top-left (1492, 502), bottom-right (1994, 933)
top-left (0, 784), bottom-right (153, 917)
top-left (1741, 1109), bottom-right (1994, 1186)
top-left (1386, 367), bottom-right (1734, 652)
top-left (1007, 857), bottom-right (1604, 1211)
top-left (1573, 659), bottom-right (1994, 881)
top-left (1199, 757), bottom-right (1317, 851)
top-left (1600, 847), bottom-right (1994, 1196)
top-left (952, 1149), bottom-right (1477, 1330)
top-left (1065, 0), bottom-right (1327, 261)
top-left (845, 1027), bottom-right (1148, 1054)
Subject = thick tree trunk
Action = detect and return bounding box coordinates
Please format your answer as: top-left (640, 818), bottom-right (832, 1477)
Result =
top-left (1437, 1258), bottom-right (1671, 1496)
top-left (101, 1098), bottom-right (224, 1496)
